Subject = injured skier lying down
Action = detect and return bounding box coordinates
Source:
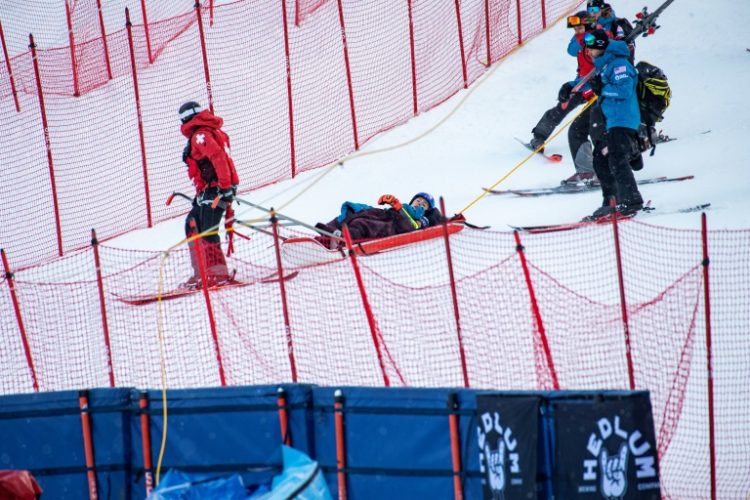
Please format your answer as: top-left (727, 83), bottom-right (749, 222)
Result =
top-left (314, 192), bottom-right (445, 249)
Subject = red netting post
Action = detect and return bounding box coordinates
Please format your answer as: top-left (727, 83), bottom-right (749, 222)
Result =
top-left (342, 225), bottom-right (389, 386)
top-left (336, 0), bottom-right (359, 150)
top-left (139, 392), bottom-right (155, 496)
top-left (95, 0), bottom-right (113, 80)
top-left (64, 1), bottom-right (81, 96)
top-left (209, 0), bottom-right (214, 26)
top-left (271, 210), bottom-right (298, 382)
top-left (277, 387), bottom-right (292, 445)
top-left (440, 198), bottom-right (469, 387)
top-left (280, 0), bottom-right (297, 178)
top-left (79, 391), bottom-right (99, 499)
top-left (610, 199), bottom-right (636, 389)
top-left (139, 0), bottom-right (154, 64)
top-left (448, 393), bottom-right (464, 499)
top-left (195, 1), bottom-right (214, 113)
top-left (193, 235), bottom-right (227, 386)
top-left (2, 249), bottom-right (38, 392)
top-left (126, 8), bottom-right (153, 228)
top-left (540, 0), bottom-right (547, 29)
top-left (484, 0), bottom-right (491, 66)
top-left (65, 0), bottom-right (81, 97)
top-left (91, 230), bottom-right (115, 387)
top-left (513, 230), bottom-right (559, 389)
top-left (515, 0), bottom-right (522, 45)
top-left (407, 0), bottom-right (418, 115)
top-left (0, 20), bottom-right (21, 112)
top-left (30, 34), bottom-right (64, 257)
top-left (334, 389), bottom-right (348, 500)
top-left (453, 0), bottom-right (468, 89)
top-left (701, 213), bottom-right (717, 500)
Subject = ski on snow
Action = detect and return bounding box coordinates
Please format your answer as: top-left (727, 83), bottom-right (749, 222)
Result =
top-left (510, 203), bottom-right (711, 234)
top-left (514, 137), bottom-right (563, 163)
top-left (114, 271), bottom-right (299, 305)
top-left (484, 174), bottom-right (694, 197)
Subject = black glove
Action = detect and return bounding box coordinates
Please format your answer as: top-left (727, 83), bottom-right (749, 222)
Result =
top-left (218, 187), bottom-right (235, 203)
top-left (557, 82), bottom-right (573, 102)
top-left (589, 75), bottom-right (603, 96)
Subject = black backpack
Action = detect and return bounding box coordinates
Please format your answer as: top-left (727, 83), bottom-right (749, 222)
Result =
top-left (636, 61), bottom-right (671, 126)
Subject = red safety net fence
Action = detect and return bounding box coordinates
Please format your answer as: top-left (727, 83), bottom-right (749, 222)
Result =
top-left (0, 0), bottom-right (578, 270)
top-left (1, 214), bottom-right (749, 497)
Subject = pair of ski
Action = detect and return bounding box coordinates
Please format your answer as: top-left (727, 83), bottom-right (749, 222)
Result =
top-left (485, 174), bottom-right (694, 197)
top-left (511, 203), bottom-right (711, 235)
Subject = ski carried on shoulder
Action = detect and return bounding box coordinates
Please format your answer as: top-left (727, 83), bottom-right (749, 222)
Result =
top-left (114, 271), bottom-right (299, 306)
top-left (510, 203), bottom-right (710, 234)
top-left (514, 137), bottom-right (563, 163)
top-left (484, 174), bottom-right (694, 197)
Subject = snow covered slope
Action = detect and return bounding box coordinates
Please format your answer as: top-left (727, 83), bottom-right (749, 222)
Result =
top-left (113, 0), bottom-right (750, 250)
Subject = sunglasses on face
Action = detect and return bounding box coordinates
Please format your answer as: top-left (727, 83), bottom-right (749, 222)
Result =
top-left (567, 15), bottom-right (585, 27)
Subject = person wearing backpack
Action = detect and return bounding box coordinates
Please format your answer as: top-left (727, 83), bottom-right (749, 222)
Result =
top-left (635, 61), bottom-right (672, 155)
top-left (584, 30), bottom-right (644, 218)
top-left (178, 101), bottom-right (240, 289)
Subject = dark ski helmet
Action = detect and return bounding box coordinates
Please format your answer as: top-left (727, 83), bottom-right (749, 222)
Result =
top-left (410, 192), bottom-right (435, 209)
top-left (584, 29), bottom-right (609, 50)
top-left (179, 101), bottom-right (202, 123)
top-left (587, 0), bottom-right (604, 9)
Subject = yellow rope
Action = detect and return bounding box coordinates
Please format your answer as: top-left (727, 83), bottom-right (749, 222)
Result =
top-left (459, 96), bottom-right (598, 215)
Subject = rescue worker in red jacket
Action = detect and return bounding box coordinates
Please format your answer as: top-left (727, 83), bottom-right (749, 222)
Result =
top-left (178, 101), bottom-right (240, 288)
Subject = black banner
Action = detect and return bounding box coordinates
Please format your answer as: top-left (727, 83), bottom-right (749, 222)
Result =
top-left (475, 395), bottom-right (539, 500)
top-left (552, 394), bottom-right (661, 499)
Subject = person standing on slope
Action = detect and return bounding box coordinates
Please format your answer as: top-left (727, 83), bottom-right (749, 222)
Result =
top-left (178, 101), bottom-right (240, 289)
top-left (584, 31), bottom-right (644, 219)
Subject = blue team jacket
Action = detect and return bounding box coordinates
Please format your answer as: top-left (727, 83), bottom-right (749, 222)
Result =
top-left (594, 40), bottom-right (640, 130)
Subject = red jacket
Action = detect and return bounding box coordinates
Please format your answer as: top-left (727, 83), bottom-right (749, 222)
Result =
top-left (181, 110), bottom-right (240, 192)
top-left (574, 33), bottom-right (595, 78)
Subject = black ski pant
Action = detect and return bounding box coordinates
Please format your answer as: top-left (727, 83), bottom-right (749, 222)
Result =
top-left (531, 92), bottom-right (585, 141)
top-left (568, 104), bottom-right (594, 174)
top-left (592, 127), bottom-right (644, 207)
top-left (184, 187), bottom-right (226, 244)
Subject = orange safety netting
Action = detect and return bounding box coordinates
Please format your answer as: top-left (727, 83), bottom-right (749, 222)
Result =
top-left (1, 218), bottom-right (749, 498)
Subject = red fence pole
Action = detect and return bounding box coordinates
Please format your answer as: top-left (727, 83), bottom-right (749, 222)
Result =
top-left (30, 34), bottom-right (64, 257)
top-left (540, 0), bottom-right (547, 29)
top-left (440, 198), bottom-right (469, 388)
top-left (193, 234), bottom-right (227, 386)
top-left (513, 230), bottom-right (559, 389)
top-left (91, 230), bottom-right (115, 387)
top-left (447, 393), bottom-right (464, 500)
top-left (64, 0), bottom-right (80, 96)
top-left (95, 0), bottom-right (113, 80)
top-left (407, 0), bottom-right (418, 115)
top-left (194, 1), bottom-right (214, 113)
top-left (139, 392), bottom-right (155, 496)
top-left (280, 0), bottom-right (297, 178)
top-left (335, 0), bottom-right (359, 150)
top-left (701, 213), bottom-right (717, 500)
top-left (271, 211), bottom-right (298, 382)
top-left (126, 8), bottom-right (153, 228)
top-left (79, 391), bottom-right (99, 500)
top-left (515, 0), bottom-right (523, 45)
top-left (484, 0), bottom-right (491, 66)
top-left (610, 200), bottom-right (636, 389)
top-left (334, 389), bottom-right (348, 500)
top-left (342, 225), bottom-right (389, 386)
top-left (0, 20), bottom-right (21, 112)
top-left (277, 387), bottom-right (292, 446)
top-left (1, 249), bottom-right (38, 392)
top-left (453, 0), bottom-right (468, 89)
top-left (139, 0), bottom-right (154, 64)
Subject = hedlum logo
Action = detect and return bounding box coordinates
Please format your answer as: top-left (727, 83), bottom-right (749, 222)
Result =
top-left (477, 410), bottom-right (523, 498)
top-left (579, 415), bottom-right (660, 498)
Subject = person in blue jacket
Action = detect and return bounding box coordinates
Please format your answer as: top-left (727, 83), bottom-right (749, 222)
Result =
top-left (584, 30), bottom-right (644, 218)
